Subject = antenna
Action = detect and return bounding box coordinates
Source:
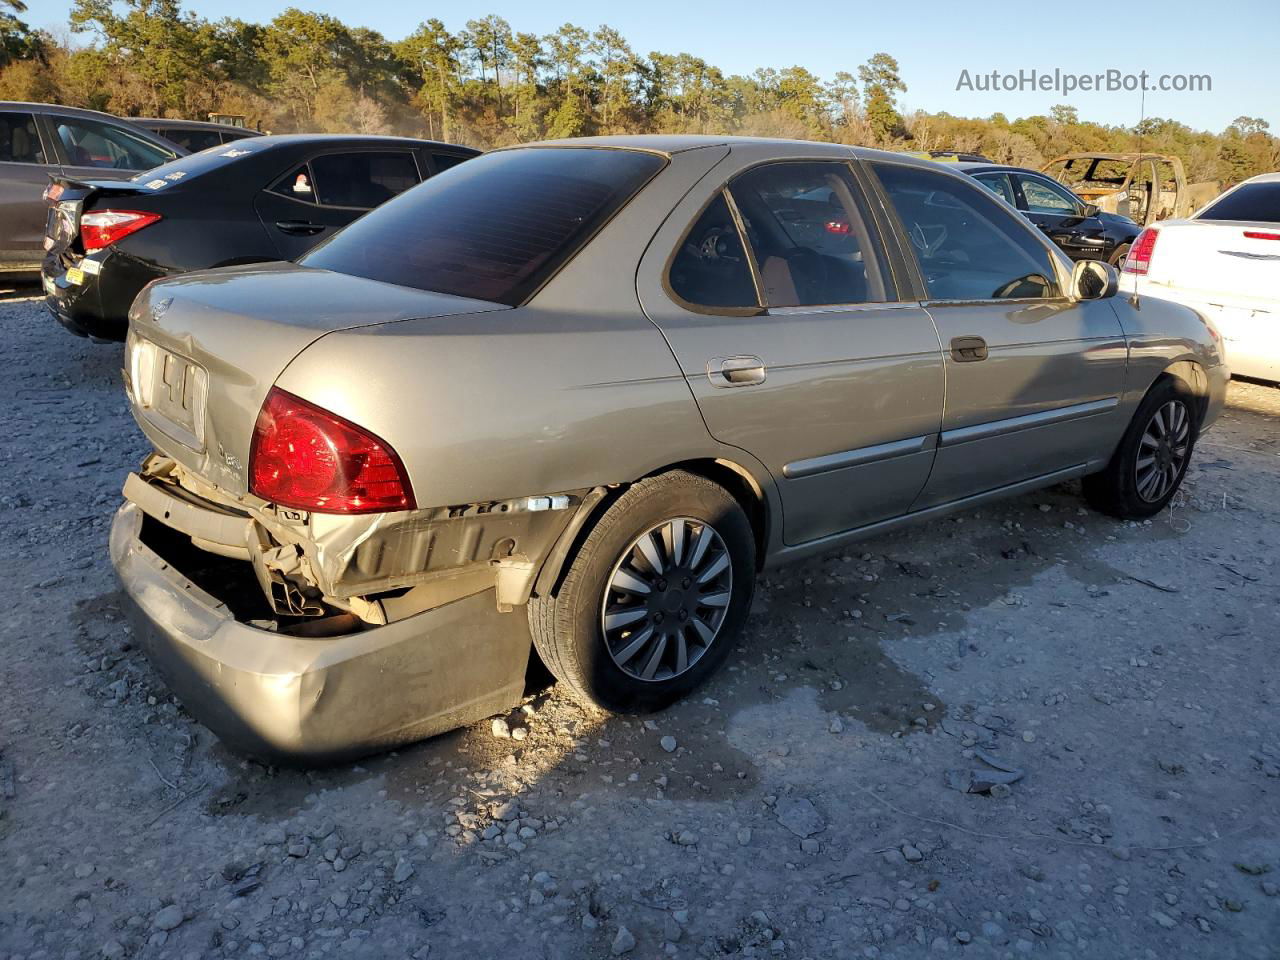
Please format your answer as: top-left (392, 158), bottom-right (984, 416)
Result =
top-left (1137, 86), bottom-right (1146, 154)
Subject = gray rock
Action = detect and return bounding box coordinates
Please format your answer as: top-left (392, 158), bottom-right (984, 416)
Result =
top-left (775, 796), bottom-right (824, 838)
top-left (980, 921), bottom-right (1004, 941)
top-left (902, 844), bottom-right (924, 863)
top-left (955, 931), bottom-right (972, 944)
top-left (153, 904), bottom-right (185, 931)
top-left (101, 941), bottom-right (125, 959)
top-left (737, 828), bottom-right (752, 846)
top-left (491, 718), bottom-right (511, 738)
top-left (394, 859), bottom-right (415, 883)
top-left (1152, 911), bottom-right (1177, 929)
top-left (660, 736), bottom-right (678, 753)
top-left (492, 801), bottom-right (519, 821)
top-left (612, 925), bottom-right (637, 954)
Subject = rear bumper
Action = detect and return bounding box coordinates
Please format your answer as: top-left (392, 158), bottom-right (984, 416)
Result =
top-left (42, 250), bottom-right (161, 342)
top-left (110, 502), bottom-right (532, 762)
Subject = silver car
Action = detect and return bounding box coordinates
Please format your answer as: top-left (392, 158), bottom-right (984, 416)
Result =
top-left (111, 136), bottom-right (1228, 760)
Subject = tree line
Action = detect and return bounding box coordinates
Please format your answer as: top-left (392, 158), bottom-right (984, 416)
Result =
top-left (1, 0), bottom-right (1275, 185)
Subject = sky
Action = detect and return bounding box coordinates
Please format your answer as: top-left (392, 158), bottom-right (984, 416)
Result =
top-left (33, 0), bottom-right (1280, 134)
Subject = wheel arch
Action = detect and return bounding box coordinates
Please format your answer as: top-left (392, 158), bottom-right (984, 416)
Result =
top-left (1158, 358), bottom-right (1211, 424)
top-left (531, 457), bottom-right (775, 600)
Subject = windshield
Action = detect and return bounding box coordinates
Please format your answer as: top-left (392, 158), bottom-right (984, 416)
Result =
top-left (300, 147), bottom-right (666, 306)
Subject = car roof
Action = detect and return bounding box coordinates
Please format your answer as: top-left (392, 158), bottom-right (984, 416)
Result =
top-left (508, 134), bottom-right (945, 168)
top-left (1239, 172), bottom-right (1280, 185)
top-left (237, 133), bottom-right (477, 152)
top-left (953, 161), bottom-right (1045, 177)
top-left (135, 117), bottom-right (264, 135)
top-left (0, 100), bottom-right (162, 126)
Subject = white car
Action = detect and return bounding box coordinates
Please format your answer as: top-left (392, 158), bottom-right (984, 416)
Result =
top-left (1119, 172), bottom-right (1280, 382)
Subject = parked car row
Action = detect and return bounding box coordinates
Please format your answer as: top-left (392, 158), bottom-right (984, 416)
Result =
top-left (2, 102), bottom-right (182, 273)
top-left (42, 134), bottom-right (478, 339)
top-left (91, 134), bottom-right (1229, 760)
top-left (957, 161), bottom-right (1141, 267)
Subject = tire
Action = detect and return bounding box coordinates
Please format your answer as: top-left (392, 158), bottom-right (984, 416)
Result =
top-left (1108, 243), bottom-right (1131, 269)
top-left (1082, 377), bottom-right (1199, 519)
top-left (528, 471), bottom-right (756, 713)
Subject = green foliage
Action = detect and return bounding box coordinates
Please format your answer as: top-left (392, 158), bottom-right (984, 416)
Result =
top-left (2, 3), bottom-right (1274, 184)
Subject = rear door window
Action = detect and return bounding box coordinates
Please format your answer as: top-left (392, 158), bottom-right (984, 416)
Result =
top-left (308, 151), bottom-right (420, 208)
top-left (872, 162), bottom-right (1059, 301)
top-left (973, 173), bottom-right (1015, 206)
top-left (300, 147), bottom-right (665, 305)
top-left (269, 163), bottom-right (317, 202)
top-left (51, 115), bottom-right (174, 170)
top-left (431, 152), bottom-right (470, 173)
top-left (728, 161), bottom-right (887, 308)
top-left (0, 112), bottom-right (46, 164)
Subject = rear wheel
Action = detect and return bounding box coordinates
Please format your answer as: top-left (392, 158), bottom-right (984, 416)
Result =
top-left (1108, 243), bottom-right (1131, 269)
top-left (528, 471), bottom-right (756, 713)
top-left (1082, 377), bottom-right (1198, 518)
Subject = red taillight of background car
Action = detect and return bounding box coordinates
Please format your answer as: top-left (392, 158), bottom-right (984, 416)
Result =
top-left (825, 220), bottom-right (850, 234)
top-left (79, 210), bottom-right (162, 252)
top-left (249, 388), bottom-right (415, 514)
top-left (1243, 230), bottom-right (1280, 241)
top-left (1122, 227), bottom-right (1159, 275)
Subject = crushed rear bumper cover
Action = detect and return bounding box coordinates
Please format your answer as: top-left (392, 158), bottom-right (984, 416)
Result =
top-left (110, 501), bottom-right (533, 762)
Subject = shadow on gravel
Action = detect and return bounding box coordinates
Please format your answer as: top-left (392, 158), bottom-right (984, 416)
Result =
top-left (68, 473), bottom-right (1170, 832)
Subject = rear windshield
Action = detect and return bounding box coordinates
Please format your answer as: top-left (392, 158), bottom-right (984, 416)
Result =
top-left (128, 140), bottom-right (264, 190)
top-left (300, 147), bottom-right (666, 305)
top-left (1196, 182), bottom-right (1280, 223)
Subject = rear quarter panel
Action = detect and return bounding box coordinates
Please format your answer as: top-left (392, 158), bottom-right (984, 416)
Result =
top-left (1109, 290), bottom-right (1228, 430)
top-left (274, 145), bottom-right (738, 508)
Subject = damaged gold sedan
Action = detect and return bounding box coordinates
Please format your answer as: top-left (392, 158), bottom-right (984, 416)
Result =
top-left (113, 136), bottom-right (1226, 760)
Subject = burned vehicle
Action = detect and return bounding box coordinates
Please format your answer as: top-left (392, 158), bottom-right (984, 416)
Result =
top-left (112, 136), bottom-right (1228, 760)
top-left (1042, 153), bottom-right (1219, 227)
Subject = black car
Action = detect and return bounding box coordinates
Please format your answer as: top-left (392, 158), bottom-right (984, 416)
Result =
top-left (43, 134), bottom-right (478, 340)
top-left (955, 162), bottom-right (1140, 267)
top-left (135, 118), bottom-right (264, 154)
top-left (1, 102), bottom-right (183, 275)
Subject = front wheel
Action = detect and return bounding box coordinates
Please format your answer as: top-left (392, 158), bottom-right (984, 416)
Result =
top-left (1108, 243), bottom-right (1131, 270)
top-left (528, 471), bottom-right (756, 713)
top-left (1082, 377), bottom-right (1199, 519)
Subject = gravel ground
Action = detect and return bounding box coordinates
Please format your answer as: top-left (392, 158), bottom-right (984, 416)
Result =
top-left (1, 292), bottom-right (1278, 960)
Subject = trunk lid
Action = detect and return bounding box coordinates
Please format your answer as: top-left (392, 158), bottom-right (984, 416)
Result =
top-left (1140, 220), bottom-right (1280, 309)
top-left (126, 262), bottom-right (509, 495)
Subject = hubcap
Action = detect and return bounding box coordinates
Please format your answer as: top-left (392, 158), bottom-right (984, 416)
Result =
top-left (600, 517), bottom-right (733, 682)
top-left (1135, 400), bottom-right (1190, 503)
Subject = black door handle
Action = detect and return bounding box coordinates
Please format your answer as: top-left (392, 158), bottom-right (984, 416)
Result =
top-left (275, 220), bottom-right (325, 235)
top-left (950, 336), bottom-right (988, 362)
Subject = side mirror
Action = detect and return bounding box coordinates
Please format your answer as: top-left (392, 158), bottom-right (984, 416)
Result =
top-left (1082, 203), bottom-right (1100, 217)
top-left (1072, 259), bottom-right (1118, 300)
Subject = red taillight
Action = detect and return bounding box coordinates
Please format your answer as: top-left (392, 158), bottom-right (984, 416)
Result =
top-left (1243, 230), bottom-right (1280, 241)
top-left (249, 388), bottom-right (415, 514)
top-left (825, 220), bottom-right (851, 234)
top-left (79, 210), bottom-right (161, 252)
top-left (1122, 227), bottom-right (1159, 275)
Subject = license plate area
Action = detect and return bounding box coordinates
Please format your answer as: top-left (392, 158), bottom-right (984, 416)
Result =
top-left (133, 341), bottom-right (209, 451)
